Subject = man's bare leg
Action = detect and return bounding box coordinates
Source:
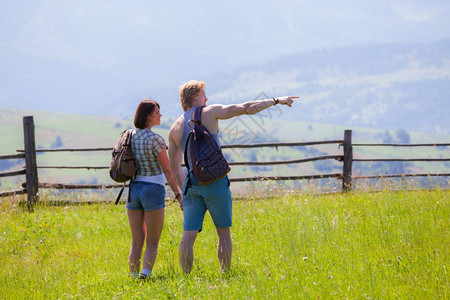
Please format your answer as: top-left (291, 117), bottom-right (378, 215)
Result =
top-left (216, 227), bottom-right (232, 272)
top-left (179, 230), bottom-right (198, 274)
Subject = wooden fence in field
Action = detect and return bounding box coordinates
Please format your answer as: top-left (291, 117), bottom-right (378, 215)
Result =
top-left (1, 116), bottom-right (449, 208)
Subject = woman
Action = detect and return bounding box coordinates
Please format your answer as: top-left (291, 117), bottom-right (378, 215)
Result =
top-left (127, 99), bottom-right (182, 279)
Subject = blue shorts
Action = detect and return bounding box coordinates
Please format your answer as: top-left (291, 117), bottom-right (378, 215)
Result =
top-left (182, 174), bottom-right (232, 232)
top-left (126, 181), bottom-right (166, 211)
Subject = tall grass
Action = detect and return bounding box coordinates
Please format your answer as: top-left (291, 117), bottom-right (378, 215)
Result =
top-left (0, 189), bottom-right (448, 299)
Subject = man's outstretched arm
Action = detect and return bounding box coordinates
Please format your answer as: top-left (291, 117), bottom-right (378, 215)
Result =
top-left (207, 96), bottom-right (297, 120)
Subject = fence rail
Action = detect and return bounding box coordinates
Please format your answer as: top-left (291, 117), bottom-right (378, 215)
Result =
top-left (352, 143), bottom-right (450, 147)
top-left (17, 147), bottom-right (112, 153)
top-left (352, 173), bottom-right (450, 180)
top-left (21, 155), bottom-right (344, 170)
top-left (221, 140), bottom-right (344, 148)
top-left (353, 158), bottom-right (448, 162)
top-left (1, 116), bottom-right (449, 209)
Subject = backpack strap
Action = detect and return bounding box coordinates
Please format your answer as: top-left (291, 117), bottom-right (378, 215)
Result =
top-left (183, 132), bottom-right (192, 172)
top-left (193, 106), bottom-right (204, 125)
top-left (124, 129), bottom-right (134, 152)
top-left (114, 182), bottom-right (126, 205)
top-left (182, 107), bottom-right (203, 195)
top-left (125, 129), bottom-right (136, 182)
top-left (124, 129), bottom-right (132, 145)
top-left (183, 131), bottom-right (193, 195)
top-left (114, 181), bottom-right (134, 205)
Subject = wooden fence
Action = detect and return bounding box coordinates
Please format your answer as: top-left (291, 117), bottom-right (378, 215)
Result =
top-left (1, 116), bottom-right (449, 209)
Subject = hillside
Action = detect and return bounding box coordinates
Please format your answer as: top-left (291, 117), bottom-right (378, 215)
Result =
top-left (1, 2), bottom-right (449, 137)
top-left (2, 38), bottom-right (449, 134)
top-left (160, 39), bottom-right (450, 134)
top-left (1, 108), bottom-right (448, 194)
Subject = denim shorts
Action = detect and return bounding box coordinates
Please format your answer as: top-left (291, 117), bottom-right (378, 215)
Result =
top-left (126, 181), bottom-right (166, 211)
top-left (182, 174), bottom-right (232, 232)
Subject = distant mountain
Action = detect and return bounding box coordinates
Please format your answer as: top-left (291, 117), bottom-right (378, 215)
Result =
top-left (186, 39), bottom-right (447, 134)
top-left (115, 39), bottom-right (450, 134)
top-left (2, 21), bottom-right (450, 133)
top-left (2, 1), bottom-right (450, 124)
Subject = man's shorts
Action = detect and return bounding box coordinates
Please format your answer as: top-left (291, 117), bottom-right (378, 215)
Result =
top-left (182, 174), bottom-right (232, 232)
top-left (126, 181), bottom-right (166, 211)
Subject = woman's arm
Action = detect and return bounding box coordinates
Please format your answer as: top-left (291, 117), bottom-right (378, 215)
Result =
top-left (157, 149), bottom-right (183, 210)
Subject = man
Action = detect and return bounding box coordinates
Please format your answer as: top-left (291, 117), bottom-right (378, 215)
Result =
top-left (168, 80), bottom-right (297, 273)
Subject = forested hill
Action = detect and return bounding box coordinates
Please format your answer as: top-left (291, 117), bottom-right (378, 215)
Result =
top-left (165, 39), bottom-right (449, 134)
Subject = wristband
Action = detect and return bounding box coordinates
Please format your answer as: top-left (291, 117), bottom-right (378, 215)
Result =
top-left (271, 97), bottom-right (279, 106)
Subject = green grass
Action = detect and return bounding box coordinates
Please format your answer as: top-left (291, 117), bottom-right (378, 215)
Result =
top-left (1, 189), bottom-right (448, 299)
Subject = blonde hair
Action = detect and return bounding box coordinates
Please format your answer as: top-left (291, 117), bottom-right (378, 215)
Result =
top-left (179, 80), bottom-right (206, 112)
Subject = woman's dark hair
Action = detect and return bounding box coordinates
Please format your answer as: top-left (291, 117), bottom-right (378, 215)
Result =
top-left (134, 99), bottom-right (160, 129)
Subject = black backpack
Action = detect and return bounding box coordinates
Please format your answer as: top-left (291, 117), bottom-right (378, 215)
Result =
top-left (109, 129), bottom-right (137, 204)
top-left (184, 106), bottom-right (230, 193)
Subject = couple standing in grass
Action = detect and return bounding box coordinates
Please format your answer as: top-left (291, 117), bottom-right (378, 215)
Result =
top-left (126, 80), bottom-right (297, 279)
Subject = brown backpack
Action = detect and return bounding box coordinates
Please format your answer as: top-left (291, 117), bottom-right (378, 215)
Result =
top-left (109, 129), bottom-right (137, 204)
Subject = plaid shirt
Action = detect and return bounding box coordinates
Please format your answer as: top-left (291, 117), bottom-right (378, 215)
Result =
top-left (131, 128), bottom-right (167, 176)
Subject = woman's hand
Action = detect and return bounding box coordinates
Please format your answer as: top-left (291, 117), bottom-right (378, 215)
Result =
top-left (175, 193), bottom-right (183, 211)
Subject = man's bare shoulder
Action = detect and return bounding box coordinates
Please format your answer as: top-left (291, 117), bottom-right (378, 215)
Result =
top-left (204, 103), bottom-right (243, 120)
top-left (204, 104), bottom-right (226, 112)
top-left (203, 104), bottom-right (228, 117)
top-left (169, 116), bottom-right (184, 138)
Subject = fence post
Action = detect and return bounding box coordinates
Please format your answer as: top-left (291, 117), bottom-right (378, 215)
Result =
top-left (342, 130), bottom-right (353, 192)
top-left (23, 116), bottom-right (39, 210)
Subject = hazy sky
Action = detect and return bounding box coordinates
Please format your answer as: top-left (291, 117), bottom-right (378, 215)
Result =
top-left (1, 0), bottom-right (449, 116)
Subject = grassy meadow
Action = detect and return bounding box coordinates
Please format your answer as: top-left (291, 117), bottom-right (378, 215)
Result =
top-left (0, 188), bottom-right (448, 299)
